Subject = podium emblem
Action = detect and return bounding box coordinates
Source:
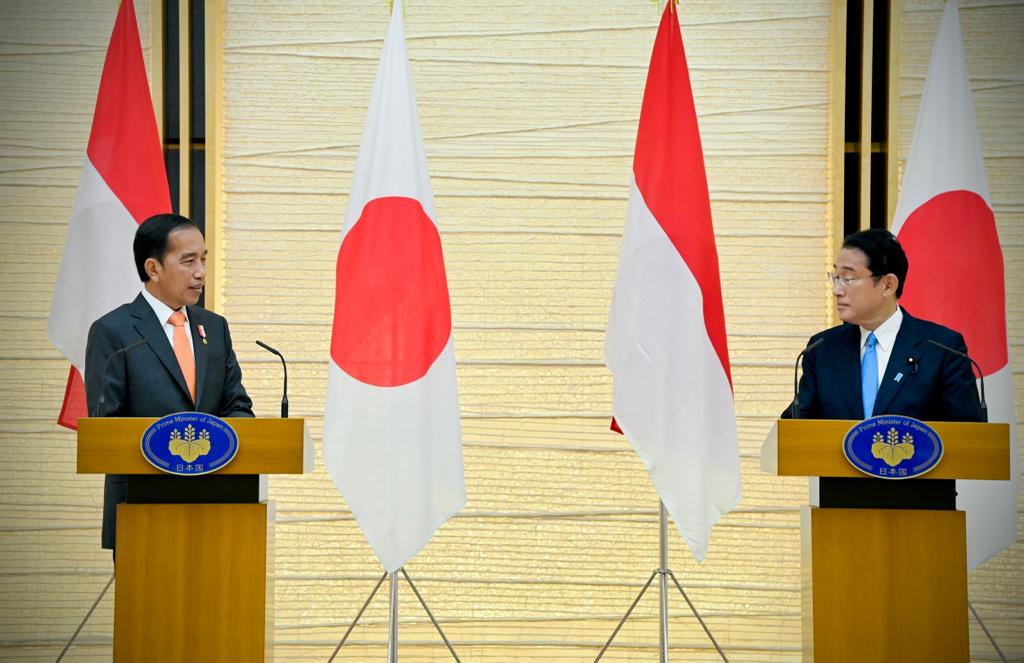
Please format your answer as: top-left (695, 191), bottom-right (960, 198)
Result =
top-left (141, 412), bottom-right (239, 475)
top-left (843, 415), bottom-right (943, 479)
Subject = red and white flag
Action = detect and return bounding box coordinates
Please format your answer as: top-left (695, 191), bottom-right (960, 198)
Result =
top-left (605, 1), bottom-right (741, 562)
top-left (322, 0), bottom-right (465, 573)
top-left (47, 0), bottom-right (171, 430)
top-left (891, 0), bottom-right (1018, 569)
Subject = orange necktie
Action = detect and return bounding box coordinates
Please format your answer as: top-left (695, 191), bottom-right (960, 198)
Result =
top-left (169, 311), bottom-right (196, 403)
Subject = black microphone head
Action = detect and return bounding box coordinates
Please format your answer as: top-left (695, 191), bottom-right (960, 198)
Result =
top-left (123, 338), bottom-right (148, 353)
top-left (926, 338), bottom-right (960, 357)
top-left (255, 339), bottom-right (281, 356)
top-left (805, 337), bottom-right (826, 352)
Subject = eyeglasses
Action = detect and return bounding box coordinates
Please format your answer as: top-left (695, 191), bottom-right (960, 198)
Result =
top-left (827, 271), bottom-right (880, 289)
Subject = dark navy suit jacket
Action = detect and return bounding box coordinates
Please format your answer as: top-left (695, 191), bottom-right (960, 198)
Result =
top-left (84, 292), bottom-right (254, 549)
top-left (786, 308), bottom-right (981, 422)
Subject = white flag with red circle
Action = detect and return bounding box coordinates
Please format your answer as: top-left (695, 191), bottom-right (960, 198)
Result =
top-left (47, 0), bottom-right (171, 429)
top-left (605, 1), bottom-right (741, 562)
top-left (322, 0), bottom-right (464, 573)
top-left (891, 0), bottom-right (1018, 569)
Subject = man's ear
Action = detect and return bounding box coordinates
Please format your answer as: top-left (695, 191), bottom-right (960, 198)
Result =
top-left (145, 257), bottom-right (161, 281)
top-left (881, 273), bottom-right (899, 297)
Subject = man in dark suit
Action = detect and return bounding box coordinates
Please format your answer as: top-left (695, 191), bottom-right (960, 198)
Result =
top-left (786, 228), bottom-right (981, 507)
top-left (85, 213), bottom-right (253, 550)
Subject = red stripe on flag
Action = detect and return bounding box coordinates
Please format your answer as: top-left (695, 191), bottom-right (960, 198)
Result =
top-left (632, 2), bottom-right (732, 387)
top-left (57, 368), bottom-right (88, 431)
top-left (898, 190), bottom-right (1007, 376)
top-left (86, 0), bottom-right (170, 224)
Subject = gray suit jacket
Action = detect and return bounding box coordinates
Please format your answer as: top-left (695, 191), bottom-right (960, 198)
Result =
top-left (84, 292), bottom-right (254, 549)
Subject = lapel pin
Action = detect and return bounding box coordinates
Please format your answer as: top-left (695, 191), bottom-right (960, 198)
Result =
top-left (197, 324), bottom-right (208, 345)
top-left (894, 372), bottom-right (903, 383)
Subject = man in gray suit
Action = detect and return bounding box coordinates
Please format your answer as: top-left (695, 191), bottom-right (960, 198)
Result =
top-left (85, 213), bottom-right (253, 550)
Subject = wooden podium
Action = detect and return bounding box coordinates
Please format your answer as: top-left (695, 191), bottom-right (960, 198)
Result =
top-left (78, 417), bottom-right (309, 662)
top-left (761, 419), bottom-right (1009, 663)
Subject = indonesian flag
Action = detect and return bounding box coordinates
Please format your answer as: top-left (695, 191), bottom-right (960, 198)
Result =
top-left (322, 0), bottom-right (465, 573)
top-left (47, 0), bottom-right (171, 430)
top-left (605, 1), bottom-right (741, 562)
top-left (891, 0), bottom-right (1018, 569)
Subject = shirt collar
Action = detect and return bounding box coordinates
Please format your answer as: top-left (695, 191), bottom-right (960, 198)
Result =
top-left (141, 286), bottom-right (188, 325)
top-left (860, 307), bottom-right (902, 351)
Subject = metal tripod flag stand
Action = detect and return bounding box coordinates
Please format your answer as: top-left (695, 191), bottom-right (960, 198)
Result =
top-left (329, 567), bottom-right (461, 662)
top-left (594, 502), bottom-right (728, 662)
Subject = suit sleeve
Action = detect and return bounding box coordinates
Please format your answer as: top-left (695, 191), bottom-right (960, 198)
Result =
top-left (84, 317), bottom-right (129, 417)
top-left (940, 332), bottom-right (983, 422)
top-left (782, 336), bottom-right (821, 419)
top-left (217, 318), bottom-right (254, 418)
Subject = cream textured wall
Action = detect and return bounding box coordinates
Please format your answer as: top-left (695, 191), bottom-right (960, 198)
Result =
top-left (0, 0), bottom-right (1020, 661)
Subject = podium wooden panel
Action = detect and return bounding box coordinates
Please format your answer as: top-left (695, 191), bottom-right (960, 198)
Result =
top-left (78, 417), bottom-right (306, 663)
top-left (802, 508), bottom-right (968, 662)
top-left (114, 504), bottom-right (273, 662)
top-left (762, 419), bottom-right (1010, 663)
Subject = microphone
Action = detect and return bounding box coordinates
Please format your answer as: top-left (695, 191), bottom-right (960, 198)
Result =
top-left (906, 356), bottom-right (919, 374)
top-left (790, 337), bottom-right (825, 419)
top-left (926, 339), bottom-right (988, 423)
top-left (96, 339), bottom-right (148, 417)
top-left (256, 340), bottom-right (289, 418)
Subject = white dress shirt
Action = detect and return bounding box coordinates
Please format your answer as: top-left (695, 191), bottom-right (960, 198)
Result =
top-left (141, 287), bottom-right (194, 359)
top-left (859, 307), bottom-right (903, 387)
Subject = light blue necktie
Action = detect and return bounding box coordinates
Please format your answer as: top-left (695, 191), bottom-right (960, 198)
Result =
top-left (861, 332), bottom-right (878, 418)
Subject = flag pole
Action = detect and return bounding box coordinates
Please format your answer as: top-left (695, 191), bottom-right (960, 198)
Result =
top-left (658, 503), bottom-right (670, 662)
top-left (594, 501), bottom-right (729, 662)
top-left (388, 571), bottom-right (399, 662)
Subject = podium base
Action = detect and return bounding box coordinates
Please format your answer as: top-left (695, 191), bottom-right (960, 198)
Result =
top-left (802, 507), bottom-right (968, 662)
top-left (114, 503), bottom-right (273, 662)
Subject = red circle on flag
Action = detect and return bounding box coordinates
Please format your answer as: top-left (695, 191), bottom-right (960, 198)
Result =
top-left (330, 196), bottom-right (452, 387)
top-left (898, 190), bottom-right (1007, 376)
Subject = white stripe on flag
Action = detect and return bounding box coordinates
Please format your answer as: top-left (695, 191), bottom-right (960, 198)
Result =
top-left (47, 158), bottom-right (141, 373)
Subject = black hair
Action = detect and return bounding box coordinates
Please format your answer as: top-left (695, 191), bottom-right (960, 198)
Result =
top-left (133, 214), bottom-right (200, 282)
top-left (842, 228), bottom-right (909, 298)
